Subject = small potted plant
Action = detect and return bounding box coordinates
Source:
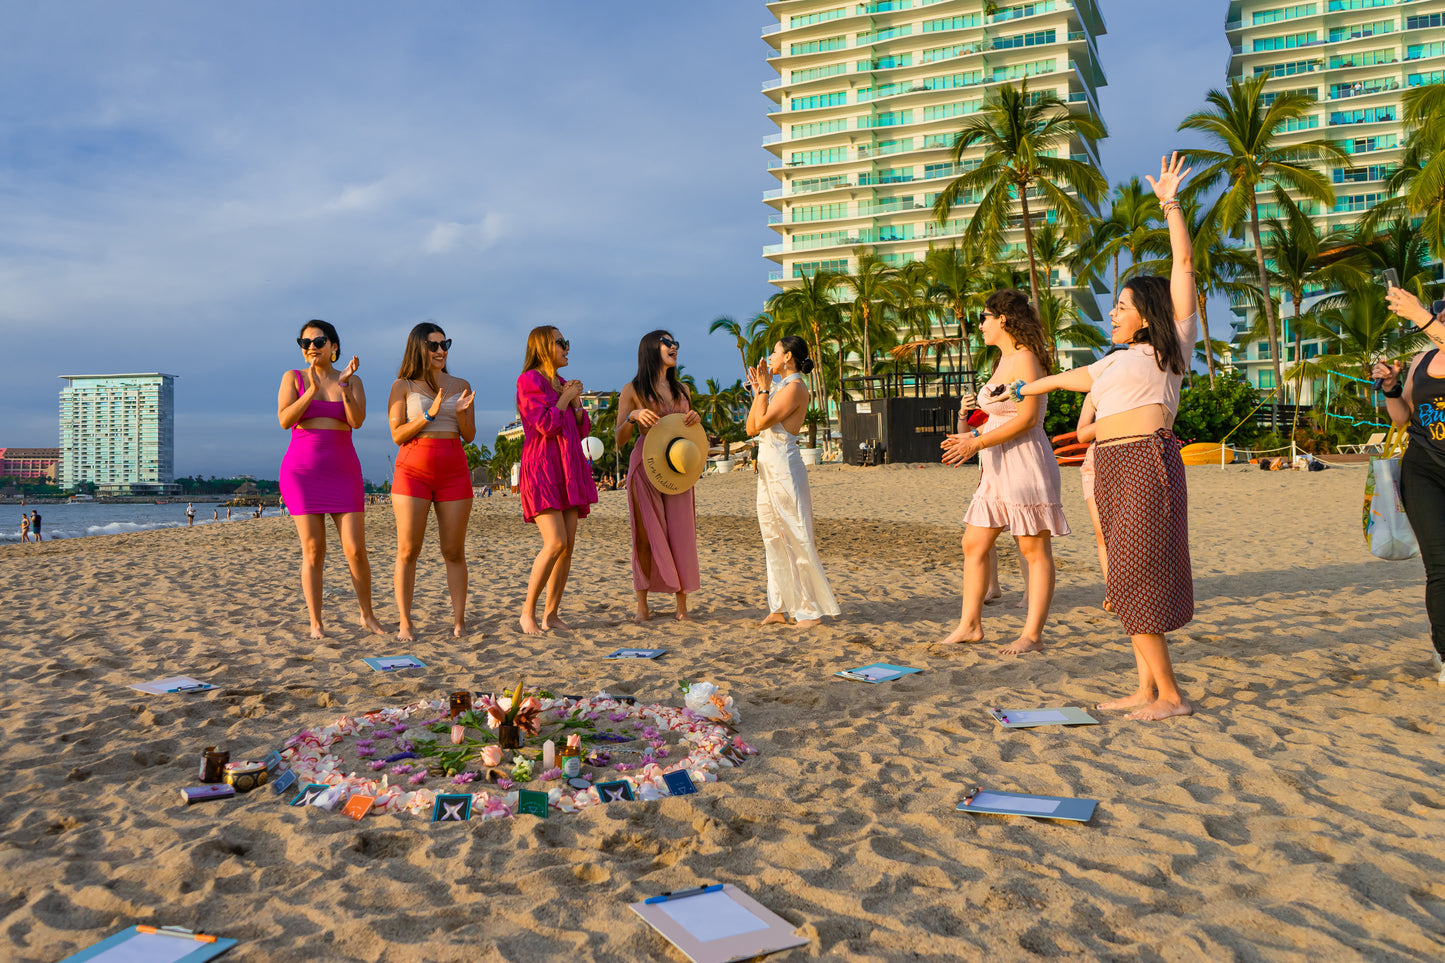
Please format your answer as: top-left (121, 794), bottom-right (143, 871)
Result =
top-left (801, 406), bottom-right (825, 465)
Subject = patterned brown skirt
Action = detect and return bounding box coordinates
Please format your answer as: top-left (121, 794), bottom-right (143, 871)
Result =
top-left (1093, 430), bottom-right (1194, 635)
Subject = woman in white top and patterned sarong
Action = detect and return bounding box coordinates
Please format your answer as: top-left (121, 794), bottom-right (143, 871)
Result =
top-left (745, 336), bottom-right (840, 628)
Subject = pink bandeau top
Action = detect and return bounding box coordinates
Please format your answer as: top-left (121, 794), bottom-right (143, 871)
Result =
top-left (1086, 314), bottom-right (1199, 420)
top-left (292, 371), bottom-right (348, 423)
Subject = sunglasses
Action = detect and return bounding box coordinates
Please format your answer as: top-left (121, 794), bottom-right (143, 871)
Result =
top-left (555, 337), bottom-right (570, 350)
top-left (426, 338), bottom-right (453, 352)
top-left (296, 336), bottom-right (331, 350)
top-left (659, 337), bottom-right (679, 349)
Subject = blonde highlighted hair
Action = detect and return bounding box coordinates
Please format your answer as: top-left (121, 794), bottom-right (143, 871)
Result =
top-left (521, 326), bottom-right (561, 383)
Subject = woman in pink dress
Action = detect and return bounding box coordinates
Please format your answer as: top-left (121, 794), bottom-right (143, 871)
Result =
top-left (615, 330), bottom-right (702, 622)
top-left (940, 290), bottom-right (1069, 655)
top-left (516, 326), bottom-right (597, 635)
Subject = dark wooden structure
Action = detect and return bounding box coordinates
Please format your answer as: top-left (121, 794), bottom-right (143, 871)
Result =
top-left (838, 372), bottom-right (974, 465)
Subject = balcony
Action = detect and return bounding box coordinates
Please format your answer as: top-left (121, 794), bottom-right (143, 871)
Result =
top-left (762, 23), bottom-right (781, 37)
top-left (1329, 80), bottom-right (1400, 100)
top-left (762, 78), bottom-right (782, 91)
top-left (768, 213), bottom-right (783, 225)
top-left (763, 244), bottom-right (784, 256)
top-left (762, 132), bottom-right (782, 146)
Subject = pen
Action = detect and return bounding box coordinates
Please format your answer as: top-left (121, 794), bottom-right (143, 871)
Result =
top-left (166, 683), bottom-right (211, 693)
top-left (960, 787), bottom-right (981, 806)
top-left (991, 708), bottom-right (1009, 724)
top-left (839, 671), bottom-right (867, 681)
top-left (137, 926), bottom-right (218, 943)
top-left (644, 883), bottom-right (723, 904)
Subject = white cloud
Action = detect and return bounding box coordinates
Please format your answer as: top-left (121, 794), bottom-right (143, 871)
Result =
top-left (423, 212), bottom-right (508, 255)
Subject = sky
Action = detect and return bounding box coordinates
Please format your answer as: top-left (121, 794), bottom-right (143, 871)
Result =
top-left (0, 2), bottom-right (1232, 483)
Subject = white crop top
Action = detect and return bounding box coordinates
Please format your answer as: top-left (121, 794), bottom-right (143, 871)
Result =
top-left (1086, 314), bottom-right (1198, 420)
top-left (406, 382), bottom-right (460, 433)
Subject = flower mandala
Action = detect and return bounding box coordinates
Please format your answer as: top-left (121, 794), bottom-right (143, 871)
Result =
top-left (277, 693), bottom-right (757, 820)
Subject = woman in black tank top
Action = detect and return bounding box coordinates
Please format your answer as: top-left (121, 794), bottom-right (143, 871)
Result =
top-left (1379, 286), bottom-right (1445, 684)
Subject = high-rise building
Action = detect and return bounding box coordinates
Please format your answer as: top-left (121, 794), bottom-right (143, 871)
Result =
top-left (761, 0), bottom-right (1110, 359)
top-left (0, 448), bottom-right (60, 484)
top-left (58, 373), bottom-right (179, 494)
top-left (1224, 1), bottom-right (1445, 394)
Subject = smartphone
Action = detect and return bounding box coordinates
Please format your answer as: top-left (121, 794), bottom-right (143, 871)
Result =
top-left (1433, 300), bottom-right (1445, 316)
top-left (1381, 268), bottom-right (1399, 289)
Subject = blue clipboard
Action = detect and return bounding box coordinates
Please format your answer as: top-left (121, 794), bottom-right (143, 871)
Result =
top-left (956, 789), bottom-right (1096, 823)
top-left (835, 663), bottom-right (922, 683)
top-left (59, 925), bottom-right (237, 962)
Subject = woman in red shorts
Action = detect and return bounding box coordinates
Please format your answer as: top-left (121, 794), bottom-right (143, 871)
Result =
top-left (387, 322), bottom-right (476, 640)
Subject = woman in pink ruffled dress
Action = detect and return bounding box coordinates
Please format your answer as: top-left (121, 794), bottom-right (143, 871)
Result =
top-left (940, 290), bottom-right (1070, 654)
top-left (516, 326), bottom-right (598, 635)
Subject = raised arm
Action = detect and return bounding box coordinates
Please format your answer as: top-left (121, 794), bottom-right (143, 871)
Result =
top-left (1020, 365), bottom-right (1095, 398)
top-left (518, 371), bottom-right (570, 438)
top-left (747, 379), bottom-right (806, 435)
top-left (338, 356), bottom-right (365, 429)
top-left (1146, 152), bottom-right (1198, 324)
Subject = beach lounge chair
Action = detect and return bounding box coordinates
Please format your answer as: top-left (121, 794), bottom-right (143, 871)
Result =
top-left (1340, 432), bottom-right (1386, 454)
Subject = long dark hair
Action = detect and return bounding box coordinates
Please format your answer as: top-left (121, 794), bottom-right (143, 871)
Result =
top-left (397, 321), bottom-right (448, 393)
top-left (778, 335), bottom-right (816, 374)
top-left (1122, 276), bottom-right (1187, 375)
top-left (984, 289), bottom-right (1050, 366)
top-left (631, 330), bottom-right (688, 407)
top-left (298, 319), bottom-right (341, 363)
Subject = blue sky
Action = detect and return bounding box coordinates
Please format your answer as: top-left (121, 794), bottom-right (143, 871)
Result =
top-left (0, 2), bottom-right (1231, 483)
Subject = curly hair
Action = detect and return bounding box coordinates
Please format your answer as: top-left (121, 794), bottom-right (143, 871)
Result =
top-left (984, 289), bottom-right (1050, 366)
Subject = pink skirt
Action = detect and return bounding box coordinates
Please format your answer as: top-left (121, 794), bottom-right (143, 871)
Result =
top-left (280, 428), bottom-right (364, 515)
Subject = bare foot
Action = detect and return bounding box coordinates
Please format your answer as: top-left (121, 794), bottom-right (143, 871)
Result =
top-left (983, 587), bottom-right (1003, 606)
top-left (452, 622), bottom-right (467, 638)
top-left (795, 618), bottom-right (822, 628)
top-left (937, 623), bottom-right (984, 645)
top-left (674, 610), bottom-right (691, 622)
top-left (1095, 689), bottom-right (1156, 711)
top-left (1102, 597), bottom-right (1113, 613)
top-left (761, 613), bottom-right (788, 625)
top-left (1126, 697), bottom-right (1194, 721)
top-left (999, 636), bottom-right (1042, 656)
top-left (361, 616), bottom-right (387, 636)
top-left (309, 623), bottom-right (326, 640)
top-left (633, 607), bottom-right (651, 623)
top-left (519, 613), bottom-right (542, 635)
top-left (1011, 596), bottom-right (1028, 610)
top-left (396, 623), bottom-right (416, 642)
top-left (542, 614), bottom-right (571, 633)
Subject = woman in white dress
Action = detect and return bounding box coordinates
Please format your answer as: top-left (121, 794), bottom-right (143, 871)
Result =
top-left (744, 336), bottom-right (841, 628)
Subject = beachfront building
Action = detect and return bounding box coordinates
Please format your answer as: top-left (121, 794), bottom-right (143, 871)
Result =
top-left (761, 0), bottom-right (1110, 369)
top-left (57, 373), bottom-right (180, 495)
top-left (0, 448), bottom-right (60, 484)
top-left (1224, 0), bottom-right (1445, 399)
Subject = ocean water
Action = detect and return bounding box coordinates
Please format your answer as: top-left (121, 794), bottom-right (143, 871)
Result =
top-left (0, 503), bottom-right (285, 543)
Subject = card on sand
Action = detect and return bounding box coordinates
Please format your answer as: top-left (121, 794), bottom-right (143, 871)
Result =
top-left (361, 655), bottom-right (426, 672)
top-left (128, 676), bottom-right (215, 695)
top-left (606, 648), bottom-right (666, 660)
top-left (663, 771), bottom-right (698, 797)
top-left (341, 794), bottom-right (375, 820)
top-left (433, 793), bottom-right (474, 822)
top-left (517, 790), bottom-right (549, 818)
top-left (289, 783), bottom-right (329, 807)
top-left (597, 780), bottom-right (636, 803)
top-left (835, 663), bottom-right (922, 684)
top-left (630, 883), bottom-right (808, 963)
top-left (956, 789), bottom-right (1097, 823)
top-left (57, 925), bottom-right (237, 963)
top-left (271, 770), bottom-right (298, 795)
top-left (987, 706), bottom-right (1099, 728)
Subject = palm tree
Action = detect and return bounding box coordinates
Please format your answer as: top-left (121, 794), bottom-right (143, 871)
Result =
top-left (1362, 84), bottom-right (1445, 264)
top-left (765, 269), bottom-right (844, 453)
top-left (1288, 282), bottom-right (1430, 413)
top-left (1179, 74), bottom-right (1348, 422)
top-left (1037, 292), bottom-right (1107, 368)
top-left (924, 242), bottom-right (985, 383)
top-left (838, 251), bottom-right (902, 382)
top-left (695, 378), bottom-right (739, 460)
top-left (932, 79), bottom-right (1106, 308)
top-left (709, 312), bottom-right (775, 373)
top-left (1082, 178), bottom-right (1162, 294)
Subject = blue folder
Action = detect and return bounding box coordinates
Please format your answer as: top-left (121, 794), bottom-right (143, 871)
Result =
top-left (59, 925), bottom-right (237, 962)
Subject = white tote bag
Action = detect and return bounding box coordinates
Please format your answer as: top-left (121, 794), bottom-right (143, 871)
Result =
top-left (1364, 457), bottom-right (1420, 561)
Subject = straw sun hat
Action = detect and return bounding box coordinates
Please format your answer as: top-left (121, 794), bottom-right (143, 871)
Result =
top-left (641, 413), bottom-right (709, 494)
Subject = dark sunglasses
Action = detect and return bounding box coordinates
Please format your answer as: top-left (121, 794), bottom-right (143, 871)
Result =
top-left (296, 336), bottom-right (331, 350)
top-left (555, 337), bottom-right (571, 350)
top-left (659, 337), bottom-right (679, 349)
top-left (425, 338), bottom-right (453, 352)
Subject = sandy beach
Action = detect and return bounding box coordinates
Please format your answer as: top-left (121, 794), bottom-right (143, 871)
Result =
top-left (1, 462), bottom-right (1441, 962)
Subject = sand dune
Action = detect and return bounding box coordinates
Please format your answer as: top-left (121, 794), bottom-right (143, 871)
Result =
top-left (1, 463), bottom-right (1441, 961)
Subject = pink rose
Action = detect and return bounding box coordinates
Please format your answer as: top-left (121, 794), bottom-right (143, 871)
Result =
top-left (451, 724), bottom-right (466, 745)
top-left (480, 745), bottom-right (504, 767)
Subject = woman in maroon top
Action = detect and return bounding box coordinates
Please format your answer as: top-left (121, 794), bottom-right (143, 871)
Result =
top-left (1379, 285), bottom-right (1445, 684)
top-left (516, 326), bottom-right (597, 634)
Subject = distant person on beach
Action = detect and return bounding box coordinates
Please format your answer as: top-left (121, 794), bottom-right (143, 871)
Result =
top-left (277, 318), bottom-right (385, 639)
top-left (939, 289), bottom-right (1068, 655)
top-left (1379, 283), bottom-right (1445, 685)
top-left (616, 330), bottom-right (701, 622)
top-left (226, 506), bottom-right (231, 520)
top-left (186, 503), bottom-right (195, 527)
top-left (212, 508), bottom-right (218, 520)
top-left (387, 322), bottom-right (476, 641)
top-left (19, 515), bottom-right (29, 543)
top-left (29, 510), bottom-right (40, 542)
top-left (1014, 154), bottom-right (1196, 721)
top-left (516, 325), bottom-right (596, 635)
top-left (1076, 393), bottom-right (1110, 610)
top-left (745, 335), bottom-right (840, 628)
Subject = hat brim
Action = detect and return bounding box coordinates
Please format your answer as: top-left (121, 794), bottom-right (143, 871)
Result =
top-left (640, 413), bottom-right (709, 494)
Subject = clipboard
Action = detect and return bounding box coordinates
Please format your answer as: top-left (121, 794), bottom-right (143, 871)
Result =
top-left (606, 648), bottom-right (666, 659)
top-left (630, 883), bottom-right (808, 963)
top-left (956, 789), bottom-right (1096, 822)
top-left (128, 676), bottom-right (215, 695)
top-left (987, 706), bottom-right (1098, 728)
top-left (835, 663), bottom-right (922, 684)
top-left (59, 925), bottom-right (237, 962)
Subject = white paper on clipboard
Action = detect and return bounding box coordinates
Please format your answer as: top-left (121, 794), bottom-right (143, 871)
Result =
top-left (656, 890), bottom-right (770, 942)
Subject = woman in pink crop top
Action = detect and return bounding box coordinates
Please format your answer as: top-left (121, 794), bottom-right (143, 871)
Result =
top-left (1014, 154), bottom-right (1197, 721)
top-left (387, 322), bottom-right (477, 641)
top-left (277, 319), bottom-right (385, 639)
